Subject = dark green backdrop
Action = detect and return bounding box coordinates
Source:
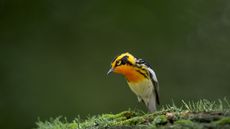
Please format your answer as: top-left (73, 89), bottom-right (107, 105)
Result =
top-left (1, 0), bottom-right (230, 129)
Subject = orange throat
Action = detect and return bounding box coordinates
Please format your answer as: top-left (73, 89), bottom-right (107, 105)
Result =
top-left (114, 65), bottom-right (146, 83)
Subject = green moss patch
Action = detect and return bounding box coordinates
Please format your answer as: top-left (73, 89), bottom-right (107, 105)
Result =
top-left (35, 99), bottom-right (230, 129)
top-left (215, 117), bottom-right (230, 125)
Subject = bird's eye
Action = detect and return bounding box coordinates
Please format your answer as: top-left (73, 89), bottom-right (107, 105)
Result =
top-left (116, 60), bottom-right (122, 66)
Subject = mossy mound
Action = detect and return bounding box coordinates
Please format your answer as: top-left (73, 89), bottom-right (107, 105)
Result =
top-left (35, 99), bottom-right (230, 129)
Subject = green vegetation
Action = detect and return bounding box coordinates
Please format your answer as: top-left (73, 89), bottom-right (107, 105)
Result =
top-left (35, 99), bottom-right (230, 129)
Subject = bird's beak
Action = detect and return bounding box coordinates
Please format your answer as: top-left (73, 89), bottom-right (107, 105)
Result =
top-left (107, 68), bottom-right (114, 75)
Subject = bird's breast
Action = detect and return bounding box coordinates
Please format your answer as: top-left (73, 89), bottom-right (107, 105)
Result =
top-left (115, 65), bottom-right (147, 83)
top-left (127, 79), bottom-right (153, 98)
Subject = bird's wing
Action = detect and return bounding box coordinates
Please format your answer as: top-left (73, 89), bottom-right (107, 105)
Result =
top-left (136, 58), bottom-right (160, 105)
top-left (147, 67), bottom-right (160, 105)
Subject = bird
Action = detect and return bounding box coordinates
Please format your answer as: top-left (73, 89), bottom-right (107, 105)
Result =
top-left (107, 52), bottom-right (159, 112)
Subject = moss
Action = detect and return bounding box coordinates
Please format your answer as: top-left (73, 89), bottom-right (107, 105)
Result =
top-left (36, 117), bottom-right (78, 129)
top-left (215, 117), bottom-right (230, 125)
top-left (35, 99), bottom-right (230, 129)
top-left (152, 115), bottom-right (168, 126)
top-left (102, 111), bottom-right (137, 122)
top-left (186, 112), bottom-right (223, 123)
top-left (175, 119), bottom-right (193, 125)
top-left (174, 120), bottom-right (204, 129)
top-left (118, 117), bottom-right (141, 125)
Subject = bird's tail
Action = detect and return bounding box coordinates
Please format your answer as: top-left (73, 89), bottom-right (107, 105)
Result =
top-left (147, 93), bottom-right (157, 113)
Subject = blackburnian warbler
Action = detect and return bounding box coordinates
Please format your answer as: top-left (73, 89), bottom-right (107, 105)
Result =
top-left (107, 52), bottom-right (160, 112)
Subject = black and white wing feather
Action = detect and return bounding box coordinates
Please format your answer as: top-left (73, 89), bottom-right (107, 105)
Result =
top-left (136, 58), bottom-right (160, 105)
top-left (148, 67), bottom-right (160, 105)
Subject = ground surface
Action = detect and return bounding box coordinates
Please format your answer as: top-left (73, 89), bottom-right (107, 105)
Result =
top-left (35, 99), bottom-right (230, 129)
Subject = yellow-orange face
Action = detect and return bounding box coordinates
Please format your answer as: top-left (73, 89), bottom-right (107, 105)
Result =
top-left (107, 52), bottom-right (147, 83)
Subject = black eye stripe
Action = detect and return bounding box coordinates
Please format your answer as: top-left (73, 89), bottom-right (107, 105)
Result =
top-left (121, 56), bottom-right (129, 64)
top-left (121, 59), bottom-right (126, 65)
top-left (114, 55), bottom-right (134, 67)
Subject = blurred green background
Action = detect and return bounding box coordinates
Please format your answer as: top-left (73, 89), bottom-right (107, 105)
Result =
top-left (1, 0), bottom-right (230, 128)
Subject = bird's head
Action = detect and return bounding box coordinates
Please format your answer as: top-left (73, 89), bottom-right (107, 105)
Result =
top-left (107, 52), bottom-right (136, 76)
